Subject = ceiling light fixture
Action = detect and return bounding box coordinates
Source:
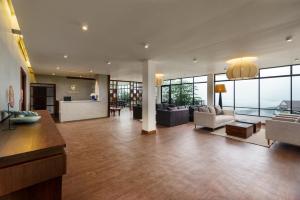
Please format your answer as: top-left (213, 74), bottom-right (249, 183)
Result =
top-left (81, 24), bottom-right (88, 31)
top-left (193, 58), bottom-right (198, 63)
top-left (64, 54), bottom-right (68, 59)
top-left (144, 43), bottom-right (150, 49)
top-left (52, 73), bottom-right (56, 76)
top-left (89, 69), bottom-right (93, 73)
top-left (286, 36), bottom-right (293, 42)
top-left (295, 58), bottom-right (299, 62)
top-left (107, 61), bottom-right (111, 65)
top-left (56, 66), bottom-right (60, 70)
top-left (226, 57), bottom-right (258, 80)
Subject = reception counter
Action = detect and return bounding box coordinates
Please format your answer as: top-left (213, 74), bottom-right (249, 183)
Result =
top-left (59, 100), bottom-right (108, 122)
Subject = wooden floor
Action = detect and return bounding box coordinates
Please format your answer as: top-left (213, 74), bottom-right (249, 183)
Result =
top-left (57, 110), bottom-right (300, 200)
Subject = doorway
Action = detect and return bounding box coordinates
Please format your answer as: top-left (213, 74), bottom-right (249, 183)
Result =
top-left (20, 67), bottom-right (27, 110)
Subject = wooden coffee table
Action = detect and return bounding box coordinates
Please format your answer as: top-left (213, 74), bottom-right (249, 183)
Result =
top-left (226, 122), bottom-right (254, 139)
top-left (236, 119), bottom-right (262, 133)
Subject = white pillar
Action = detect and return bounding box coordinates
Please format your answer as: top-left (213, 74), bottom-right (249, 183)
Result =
top-left (95, 74), bottom-right (109, 117)
top-left (142, 60), bottom-right (156, 134)
top-left (156, 86), bottom-right (161, 104)
top-left (207, 73), bottom-right (214, 106)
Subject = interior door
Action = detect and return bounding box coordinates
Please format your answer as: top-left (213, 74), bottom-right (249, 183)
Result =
top-left (33, 86), bottom-right (47, 110)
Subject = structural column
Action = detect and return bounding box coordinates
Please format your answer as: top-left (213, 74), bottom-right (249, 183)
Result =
top-left (207, 73), bottom-right (214, 106)
top-left (142, 60), bottom-right (156, 134)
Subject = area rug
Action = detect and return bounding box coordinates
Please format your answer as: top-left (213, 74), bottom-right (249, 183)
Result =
top-left (210, 127), bottom-right (272, 148)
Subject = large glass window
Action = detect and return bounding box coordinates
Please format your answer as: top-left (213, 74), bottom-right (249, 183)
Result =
top-left (181, 84), bottom-right (193, 105)
top-left (171, 85), bottom-right (181, 105)
top-left (161, 75), bottom-right (208, 105)
top-left (214, 65), bottom-right (299, 117)
top-left (194, 83), bottom-right (207, 105)
top-left (161, 86), bottom-right (169, 103)
top-left (260, 77), bottom-right (291, 116)
top-left (260, 66), bottom-right (290, 77)
top-left (292, 76), bottom-right (300, 114)
top-left (293, 65), bottom-right (300, 75)
top-left (235, 79), bottom-right (258, 108)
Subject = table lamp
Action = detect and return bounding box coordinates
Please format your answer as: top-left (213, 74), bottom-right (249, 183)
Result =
top-left (214, 84), bottom-right (226, 108)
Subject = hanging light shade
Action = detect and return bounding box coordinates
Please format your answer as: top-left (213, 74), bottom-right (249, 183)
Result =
top-left (226, 57), bottom-right (258, 80)
top-left (155, 74), bottom-right (164, 86)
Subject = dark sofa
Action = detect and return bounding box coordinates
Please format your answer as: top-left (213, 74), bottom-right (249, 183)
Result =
top-left (156, 107), bottom-right (189, 127)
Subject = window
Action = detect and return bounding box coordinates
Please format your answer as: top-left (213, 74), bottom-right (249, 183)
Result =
top-left (260, 66), bottom-right (290, 77)
top-left (194, 83), bottom-right (207, 105)
top-left (171, 85), bottom-right (181, 105)
top-left (292, 76), bottom-right (300, 114)
top-left (235, 79), bottom-right (259, 115)
top-left (214, 65), bottom-right (300, 117)
top-left (171, 79), bottom-right (181, 84)
top-left (293, 65), bottom-right (300, 75)
top-left (260, 77), bottom-right (291, 116)
top-left (161, 75), bottom-right (208, 105)
top-left (194, 76), bottom-right (207, 82)
top-left (163, 80), bottom-right (170, 85)
top-left (215, 74), bottom-right (228, 81)
top-left (181, 84), bottom-right (193, 105)
top-left (182, 77), bottom-right (193, 83)
top-left (161, 86), bottom-right (169, 103)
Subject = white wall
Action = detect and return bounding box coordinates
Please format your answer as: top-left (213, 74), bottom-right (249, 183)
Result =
top-left (0, 0), bottom-right (29, 111)
top-left (35, 75), bottom-right (95, 101)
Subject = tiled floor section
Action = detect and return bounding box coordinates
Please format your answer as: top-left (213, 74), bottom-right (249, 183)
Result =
top-left (57, 110), bottom-right (300, 200)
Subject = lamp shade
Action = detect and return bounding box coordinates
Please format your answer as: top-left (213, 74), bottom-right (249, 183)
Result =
top-left (215, 84), bottom-right (226, 93)
top-left (226, 57), bottom-right (258, 80)
top-left (155, 74), bottom-right (164, 86)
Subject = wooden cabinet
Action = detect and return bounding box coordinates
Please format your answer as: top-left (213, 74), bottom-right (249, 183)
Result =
top-left (0, 111), bottom-right (66, 200)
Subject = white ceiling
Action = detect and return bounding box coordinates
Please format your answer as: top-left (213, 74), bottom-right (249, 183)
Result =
top-left (13, 0), bottom-right (300, 81)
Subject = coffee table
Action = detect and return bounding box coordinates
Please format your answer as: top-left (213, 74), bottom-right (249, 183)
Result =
top-left (236, 119), bottom-right (262, 133)
top-left (226, 122), bottom-right (253, 139)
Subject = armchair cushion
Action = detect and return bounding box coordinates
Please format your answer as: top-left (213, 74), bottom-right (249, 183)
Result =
top-left (214, 105), bottom-right (224, 115)
top-left (208, 106), bottom-right (216, 114)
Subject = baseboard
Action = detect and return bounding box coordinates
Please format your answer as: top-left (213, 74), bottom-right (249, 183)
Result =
top-left (141, 129), bottom-right (156, 135)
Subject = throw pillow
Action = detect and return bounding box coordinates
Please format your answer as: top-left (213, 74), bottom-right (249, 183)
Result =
top-left (198, 106), bottom-right (209, 113)
top-left (208, 106), bottom-right (216, 114)
top-left (167, 107), bottom-right (177, 111)
top-left (214, 105), bottom-right (224, 115)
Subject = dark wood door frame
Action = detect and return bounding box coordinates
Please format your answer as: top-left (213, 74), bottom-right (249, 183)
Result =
top-left (20, 67), bottom-right (27, 111)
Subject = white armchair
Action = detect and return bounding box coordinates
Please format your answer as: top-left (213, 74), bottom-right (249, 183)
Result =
top-left (194, 110), bottom-right (235, 130)
top-left (266, 119), bottom-right (300, 146)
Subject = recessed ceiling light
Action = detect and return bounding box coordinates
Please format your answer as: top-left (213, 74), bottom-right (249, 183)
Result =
top-left (89, 69), bottom-right (93, 73)
top-left (64, 54), bottom-right (68, 59)
top-left (286, 36), bottom-right (293, 42)
top-left (295, 58), bottom-right (299, 62)
top-left (82, 24), bottom-right (88, 31)
top-left (52, 73), bottom-right (56, 76)
top-left (144, 43), bottom-right (150, 49)
top-left (107, 61), bottom-right (111, 65)
top-left (193, 58), bottom-right (198, 63)
top-left (56, 66), bottom-right (60, 70)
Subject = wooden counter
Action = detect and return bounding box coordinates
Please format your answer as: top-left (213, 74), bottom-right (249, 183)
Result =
top-left (0, 110), bottom-right (66, 200)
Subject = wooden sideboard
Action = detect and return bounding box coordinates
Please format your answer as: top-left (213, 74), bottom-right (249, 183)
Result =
top-left (0, 110), bottom-right (66, 200)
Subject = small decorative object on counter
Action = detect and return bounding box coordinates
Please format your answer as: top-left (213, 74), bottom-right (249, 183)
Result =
top-left (90, 93), bottom-right (98, 101)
